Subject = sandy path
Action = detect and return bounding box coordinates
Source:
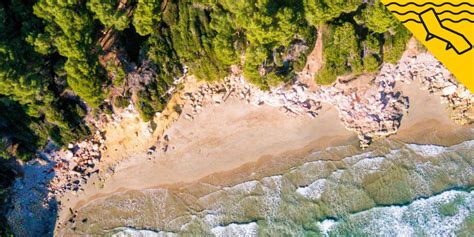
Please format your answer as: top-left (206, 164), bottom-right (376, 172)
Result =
top-left (300, 27), bottom-right (323, 90)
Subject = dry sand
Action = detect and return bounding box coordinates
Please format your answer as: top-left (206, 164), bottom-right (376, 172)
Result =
top-left (55, 77), bottom-right (473, 234)
top-left (392, 79), bottom-right (474, 145)
top-left (55, 98), bottom-right (355, 231)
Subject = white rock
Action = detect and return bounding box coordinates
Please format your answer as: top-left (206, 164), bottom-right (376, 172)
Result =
top-left (442, 85), bottom-right (457, 95)
top-left (64, 151), bottom-right (73, 159)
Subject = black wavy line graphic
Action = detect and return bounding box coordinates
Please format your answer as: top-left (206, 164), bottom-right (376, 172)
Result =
top-left (400, 18), bottom-right (474, 24)
top-left (441, 18), bottom-right (474, 23)
top-left (386, 2), bottom-right (474, 7)
top-left (439, 10), bottom-right (474, 15)
top-left (391, 10), bottom-right (474, 15)
top-left (401, 19), bottom-right (422, 23)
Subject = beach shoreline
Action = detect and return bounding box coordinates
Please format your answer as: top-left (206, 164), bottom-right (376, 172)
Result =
top-left (55, 73), bottom-right (473, 235)
top-left (55, 101), bottom-right (357, 232)
top-left (5, 47), bottom-right (471, 235)
top-left (57, 103), bottom-right (474, 235)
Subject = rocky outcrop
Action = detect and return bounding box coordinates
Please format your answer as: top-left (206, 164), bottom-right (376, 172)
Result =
top-left (5, 130), bottom-right (106, 236)
top-left (183, 70), bottom-right (408, 148)
top-left (181, 53), bottom-right (472, 148)
top-left (391, 54), bottom-right (473, 125)
top-left (313, 74), bottom-right (408, 148)
top-left (47, 130), bottom-right (106, 198)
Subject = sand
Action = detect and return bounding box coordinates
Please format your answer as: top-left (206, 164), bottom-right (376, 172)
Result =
top-left (55, 98), bottom-right (355, 232)
top-left (54, 76), bottom-right (474, 234)
top-left (392, 79), bottom-right (474, 145)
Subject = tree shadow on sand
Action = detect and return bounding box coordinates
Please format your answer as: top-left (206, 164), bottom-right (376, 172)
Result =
top-left (6, 150), bottom-right (59, 237)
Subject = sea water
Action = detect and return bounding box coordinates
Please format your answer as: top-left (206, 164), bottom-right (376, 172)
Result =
top-left (61, 139), bottom-right (473, 236)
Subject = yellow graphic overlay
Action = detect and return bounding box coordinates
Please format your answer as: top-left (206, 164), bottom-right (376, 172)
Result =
top-left (382, 0), bottom-right (474, 92)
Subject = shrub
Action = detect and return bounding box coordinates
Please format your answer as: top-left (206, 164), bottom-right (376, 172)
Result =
top-left (114, 96), bottom-right (130, 109)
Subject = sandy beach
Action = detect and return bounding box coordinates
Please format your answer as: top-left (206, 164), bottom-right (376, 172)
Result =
top-left (54, 71), bottom-right (474, 235)
top-left (392, 80), bottom-right (473, 145)
top-left (4, 2), bottom-right (474, 235)
top-left (55, 98), bottom-right (356, 231)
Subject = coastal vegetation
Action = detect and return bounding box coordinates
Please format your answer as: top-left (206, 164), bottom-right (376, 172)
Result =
top-left (0, 0), bottom-right (410, 159)
top-left (0, 0), bottom-right (412, 233)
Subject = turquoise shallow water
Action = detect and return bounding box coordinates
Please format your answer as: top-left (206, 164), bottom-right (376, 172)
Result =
top-left (62, 139), bottom-right (473, 236)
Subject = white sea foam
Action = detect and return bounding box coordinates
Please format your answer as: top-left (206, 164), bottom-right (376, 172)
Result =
top-left (298, 160), bottom-right (326, 171)
top-left (323, 190), bottom-right (473, 236)
top-left (341, 152), bottom-right (375, 164)
top-left (211, 222), bottom-right (258, 237)
top-left (261, 175), bottom-right (283, 219)
top-left (203, 212), bottom-right (221, 227)
top-left (450, 139), bottom-right (474, 149)
top-left (406, 144), bottom-right (447, 157)
top-left (318, 219), bottom-right (336, 235)
top-left (111, 228), bottom-right (176, 237)
top-left (296, 179), bottom-right (328, 200)
top-left (328, 170), bottom-right (344, 181)
top-left (352, 157), bottom-right (385, 174)
top-left (224, 180), bottom-right (259, 194)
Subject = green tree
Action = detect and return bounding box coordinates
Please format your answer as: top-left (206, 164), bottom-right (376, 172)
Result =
top-left (0, 1), bottom-right (90, 159)
top-left (133, 0), bottom-right (162, 36)
top-left (33, 0), bottom-right (106, 107)
top-left (316, 23), bottom-right (362, 85)
top-left (355, 0), bottom-right (399, 34)
top-left (383, 25), bottom-right (411, 64)
top-left (88, 0), bottom-right (131, 31)
top-left (304, 0), bottom-right (361, 26)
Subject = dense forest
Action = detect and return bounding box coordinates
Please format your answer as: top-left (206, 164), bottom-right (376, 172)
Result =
top-left (0, 0), bottom-right (410, 234)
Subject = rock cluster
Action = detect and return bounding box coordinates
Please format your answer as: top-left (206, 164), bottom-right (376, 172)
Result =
top-left (313, 75), bottom-right (408, 147)
top-left (390, 54), bottom-right (473, 125)
top-left (45, 131), bottom-right (105, 198)
top-left (182, 76), bottom-right (322, 120)
top-left (182, 72), bottom-right (409, 147)
top-left (181, 53), bottom-right (472, 147)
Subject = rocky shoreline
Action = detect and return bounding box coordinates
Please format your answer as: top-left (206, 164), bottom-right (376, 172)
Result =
top-left (182, 53), bottom-right (472, 147)
top-left (40, 53), bottom-right (473, 204)
top-left (5, 52), bottom-right (473, 236)
top-left (46, 131), bottom-right (105, 199)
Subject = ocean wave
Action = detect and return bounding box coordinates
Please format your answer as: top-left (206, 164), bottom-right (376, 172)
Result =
top-left (65, 139), bottom-right (474, 235)
top-left (406, 144), bottom-right (447, 156)
top-left (296, 179), bottom-right (328, 200)
top-left (223, 180), bottom-right (259, 194)
top-left (319, 190), bottom-right (473, 236)
top-left (211, 223), bottom-right (258, 237)
top-left (406, 140), bottom-right (474, 157)
top-left (111, 228), bottom-right (176, 237)
top-left (352, 157), bottom-right (386, 173)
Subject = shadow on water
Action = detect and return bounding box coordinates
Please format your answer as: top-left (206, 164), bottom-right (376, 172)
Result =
top-left (5, 150), bottom-right (59, 237)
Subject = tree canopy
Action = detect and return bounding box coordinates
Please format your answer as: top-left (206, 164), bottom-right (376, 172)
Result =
top-left (1, 1), bottom-right (413, 233)
top-left (0, 0), bottom-right (411, 158)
